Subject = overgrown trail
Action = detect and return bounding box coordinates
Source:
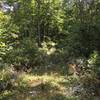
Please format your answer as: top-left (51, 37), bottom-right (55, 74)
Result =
top-left (0, 71), bottom-right (79, 100)
top-left (0, 70), bottom-right (100, 100)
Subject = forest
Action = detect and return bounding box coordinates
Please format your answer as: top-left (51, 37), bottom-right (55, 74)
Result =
top-left (0, 0), bottom-right (100, 100)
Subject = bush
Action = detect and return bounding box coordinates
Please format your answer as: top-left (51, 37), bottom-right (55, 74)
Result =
top-left (80, 51), bottom-right (100, 97)
top-left (4, 38), bottom-right (39, 70)
top-left (88, 51), bottom-right (100, 77)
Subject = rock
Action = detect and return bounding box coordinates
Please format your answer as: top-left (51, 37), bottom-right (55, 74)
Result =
top-left (72, 84), bottom-right (84, 94)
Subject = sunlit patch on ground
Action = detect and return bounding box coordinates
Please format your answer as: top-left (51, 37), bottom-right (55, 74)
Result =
top-left (0, 71), bottom-right (80, 100)
top-left (0, 70), bottom-right (99, 100)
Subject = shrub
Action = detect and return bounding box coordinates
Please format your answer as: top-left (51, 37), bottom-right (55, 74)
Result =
top-left (4, 38), bottom-right (39, 70)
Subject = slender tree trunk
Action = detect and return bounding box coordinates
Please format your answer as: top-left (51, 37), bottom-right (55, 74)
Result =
top-left (37, 0), bottom-right (41, 46)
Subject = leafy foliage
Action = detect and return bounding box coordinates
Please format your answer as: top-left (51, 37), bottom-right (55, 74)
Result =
top-left (0, 0), bottom-right (100, 99)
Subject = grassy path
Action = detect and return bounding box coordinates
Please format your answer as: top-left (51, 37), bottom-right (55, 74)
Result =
top-left (0, 72), bottom-right (79, 100)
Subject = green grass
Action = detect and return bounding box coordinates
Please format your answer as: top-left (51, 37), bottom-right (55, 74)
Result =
top-left (0, 68), bottom-right (78, 100)
top-left (0, 66), bottom-right (99, 100)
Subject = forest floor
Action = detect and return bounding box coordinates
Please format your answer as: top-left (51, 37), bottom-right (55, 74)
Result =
top-left (0, 73), bottom-right (76, 100)
top-left (0, 66), bottom-right (99, 100)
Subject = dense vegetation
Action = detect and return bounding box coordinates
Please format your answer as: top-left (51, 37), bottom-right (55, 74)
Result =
top-left (0, 0), bottom-right (100, 100)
